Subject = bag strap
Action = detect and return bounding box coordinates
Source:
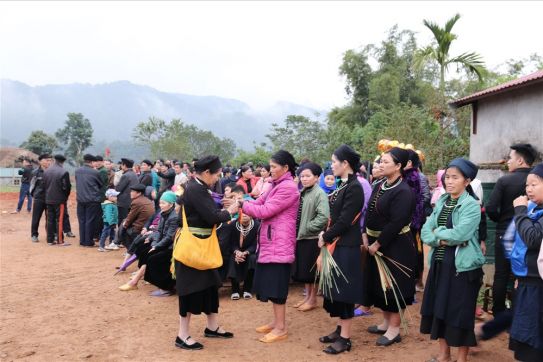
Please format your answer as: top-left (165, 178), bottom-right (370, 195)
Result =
top-left (181, 205), bottom-right (189, 227)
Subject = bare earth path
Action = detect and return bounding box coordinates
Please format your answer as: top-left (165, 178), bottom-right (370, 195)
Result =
top-left (0, 193), bottom-right (512, 361)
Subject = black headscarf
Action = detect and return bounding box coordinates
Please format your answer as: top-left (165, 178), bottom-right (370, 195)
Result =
top-left (333, 144), bottom-right (360, 172)
top-left (447, 158), bottom-right (479, 201)
top-left (448, 158), bottom-right (478, 181)
top-left (271, 150), bottom-right (298, 177)
top-left (194, 155), bottom-right (222, 174)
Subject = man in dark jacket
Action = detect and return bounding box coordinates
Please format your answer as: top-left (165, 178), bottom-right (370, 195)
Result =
top-left (75, 154), bottom-right (104, 247)
top-left (157, 163), bottom-right (176, 198)
top-left (43, 154), bottom-right (72, 245)
top-left (30, 154), bottom-right (52, 242)
top-left (139, 159), bottom-right (153, 187)
top-left (487, 143), bottom-right (537, 315)
top-left (12, 158), bottom-right (34, 213)
top-left (108, 158), bottom-right (138, 248)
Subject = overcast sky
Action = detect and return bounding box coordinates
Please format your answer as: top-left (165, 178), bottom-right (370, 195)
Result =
top-left (1, 1), bottom-right (542, 110)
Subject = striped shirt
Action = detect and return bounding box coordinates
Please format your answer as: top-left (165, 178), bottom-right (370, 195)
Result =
top-left (434, 197), bottom-right (458, 261)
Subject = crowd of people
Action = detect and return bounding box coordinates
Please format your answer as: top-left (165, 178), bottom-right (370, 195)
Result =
top-left (14, 141), bottom-right (543, 361)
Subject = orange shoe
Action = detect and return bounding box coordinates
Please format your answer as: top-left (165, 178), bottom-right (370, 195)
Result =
top-left (255, 325), bottom-right (274, 334)
top-left (119, 283), bottom-right (138, 291)
top-left (298, 303), bottom-right (317, 312)
top-left (259, 332), bottom-right (288, 343)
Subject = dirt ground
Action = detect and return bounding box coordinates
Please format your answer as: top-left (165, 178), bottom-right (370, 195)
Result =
top-left (0, 192), bottom-right (513, 361)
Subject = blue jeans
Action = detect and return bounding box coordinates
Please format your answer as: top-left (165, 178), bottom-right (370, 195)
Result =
top-left (99, 223), bottom-right (116, 248)
top-left (17, 183), bottom-right (32, 212)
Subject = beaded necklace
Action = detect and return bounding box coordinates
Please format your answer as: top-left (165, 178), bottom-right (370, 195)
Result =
top-left (380, 177), bottom-right (403, 191)
top-left (328, 179), bottom-right (349, 206)
top-left (236, 219), bottom-right (255, 237)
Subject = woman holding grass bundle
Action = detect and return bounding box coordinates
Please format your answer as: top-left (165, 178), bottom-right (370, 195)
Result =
top-left (317, 144), bottom-right (365, 355)
top-left (420, 158), bottom-right (485, 362)
top-left (362, 147), bottom-right (416, 347)
top-left (240, 150), bottom-right (299, 343)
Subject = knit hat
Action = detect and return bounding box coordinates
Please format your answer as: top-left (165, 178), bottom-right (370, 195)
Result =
top-left (105, 189), bottom-right (120, 198)
top-left (160, 191), bottom-right (177, 204)
top-left (530, 163), bottom-right (543, 178)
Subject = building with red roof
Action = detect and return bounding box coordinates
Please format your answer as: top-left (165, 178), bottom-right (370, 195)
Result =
top-left (450, 69), bottom-right (543, 182)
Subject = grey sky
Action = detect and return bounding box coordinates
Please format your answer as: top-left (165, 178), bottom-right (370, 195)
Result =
top-left (1, 1), bottom-right (542, 110)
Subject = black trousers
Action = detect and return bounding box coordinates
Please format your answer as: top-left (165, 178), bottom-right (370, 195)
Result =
top-left (77, 202), bottom-right (101, 246)
top-left (114, 206), bottom-right (129, 244)
top-left (31, 198), bottom-right (47, 237)
top-left (46, 203), bottom-right (66, 243)
top-left (63, 203), bottom-right (72, 233)
top-left (493, 231), bottom-right (512, 314)
top-left (94, 206), bottom-right (103, 239)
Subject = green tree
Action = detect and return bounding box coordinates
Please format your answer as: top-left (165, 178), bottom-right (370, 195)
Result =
top-left (230, 143), bottom-right (272, 167)
top-left (55, 112), bottom-right (93, 164)
top-left (20, 130), bottom-right (59, 155)
top-left (415, 13), bottom-right (485, 99)
top-left (266, 115), bottom-right (328, 163)
top-left (132, 117), bottom-right (236, 161)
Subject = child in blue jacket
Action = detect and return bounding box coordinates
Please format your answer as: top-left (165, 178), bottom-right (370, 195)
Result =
top-left (99, 189), bottom-right (119, 252)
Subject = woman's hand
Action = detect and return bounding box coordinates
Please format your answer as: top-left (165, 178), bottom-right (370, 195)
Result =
top-left (480, 241), bottom-right (486, 255)
top-left (148, 247), bottom-right (155, 253)
top-left (144, 238), bottom-right (150, 244)
top-left (439, 240), bottom-right (448, 246)
top-left (513, 195), bottom-right (529, 208)
top-left (318, 232), bottom-right (325, 248)
top-left (222, 197), bottom-right (234, 208)
top-left (368, 241), bottom-right (380, 256)
top-left (362, 233), bottom-right (369, 248)
top-left (141, 227), bottom-right (147, 235)
top-left (226, 202), bottom-right (239, 215)
top-left (316, 254), bottom-right (322, 272)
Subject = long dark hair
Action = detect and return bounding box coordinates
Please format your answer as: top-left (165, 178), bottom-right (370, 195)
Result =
top-left (271, 150), bottom-right (297, 177)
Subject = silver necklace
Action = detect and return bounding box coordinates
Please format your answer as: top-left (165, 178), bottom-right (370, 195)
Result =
top-left (236, 219), bottom-right (254, 237)
top-left (381, 177), bottom-right (402, 191)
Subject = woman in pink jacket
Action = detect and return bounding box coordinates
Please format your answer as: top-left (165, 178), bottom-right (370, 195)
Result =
top-left (240, 150), bottom-right (299, 343)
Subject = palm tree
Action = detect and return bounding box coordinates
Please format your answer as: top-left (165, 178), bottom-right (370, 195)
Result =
top-left (416, 13), bottom-right (485, 97)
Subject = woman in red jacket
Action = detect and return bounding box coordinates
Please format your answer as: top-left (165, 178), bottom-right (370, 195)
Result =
top-left (236, 165), bottom-right (260, 197)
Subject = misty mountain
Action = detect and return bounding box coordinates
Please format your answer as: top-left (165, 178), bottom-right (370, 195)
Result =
top-left (0, 79), bottom-right (322, 151)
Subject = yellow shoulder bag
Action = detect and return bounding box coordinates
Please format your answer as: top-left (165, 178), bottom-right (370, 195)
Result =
top-left (172, 205), bottom-right (223, 270)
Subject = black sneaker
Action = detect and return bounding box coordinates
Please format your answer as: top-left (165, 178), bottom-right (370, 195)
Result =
top-left (175, 336), bottom-right (203, 350)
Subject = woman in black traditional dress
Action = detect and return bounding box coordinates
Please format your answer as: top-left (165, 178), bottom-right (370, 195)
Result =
top-left (363, 147), bottom-right (416, 346)
top-left (420, 159), bottom-right (486, 362)
top-left (174, 156), bottom-right (239, 350)
top-left (318, 144), bottom-right (365, 354)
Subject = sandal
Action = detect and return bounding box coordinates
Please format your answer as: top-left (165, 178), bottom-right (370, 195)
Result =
top-left (323, 337), bottom-right (351, 354)
top-left (319, 326), bottom-right (341, 343)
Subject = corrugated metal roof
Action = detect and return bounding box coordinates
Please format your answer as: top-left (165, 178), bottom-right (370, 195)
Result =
top-left (450, 69), bottom-right (543, 107)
